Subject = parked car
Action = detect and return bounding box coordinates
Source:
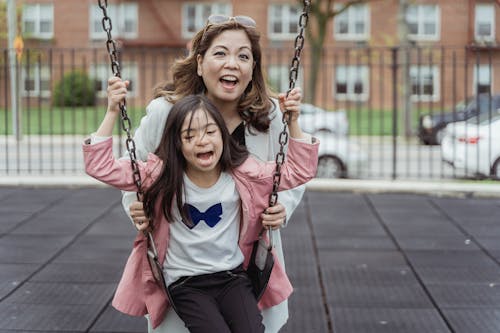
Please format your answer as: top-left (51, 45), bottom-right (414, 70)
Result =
top-left (314, 132), bottom-right (368, 178)
top-left (418, 94), bottom-right (500, 145)
top-left (441, 111), bottom-right (500, 179)
top-left (299, 103), bottom-right (348, 136)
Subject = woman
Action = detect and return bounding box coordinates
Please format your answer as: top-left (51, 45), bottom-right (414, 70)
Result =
top-left (84, 93), bottom-right (318, 332)
top-left (120, 15), bottom-right (305, 332)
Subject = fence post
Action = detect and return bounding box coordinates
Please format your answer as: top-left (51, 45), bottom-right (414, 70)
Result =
top-left (391, 47), bottom-right (399, 180)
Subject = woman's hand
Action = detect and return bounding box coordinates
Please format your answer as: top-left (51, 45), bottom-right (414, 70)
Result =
top-left (129, 200), bottom-right (150, 231)
top-left (261, 202), bottom-right (287, 230)
top-left (107, 77), bottom-right (129, 112)
top-left (278, 87), bottom-right (302, 122)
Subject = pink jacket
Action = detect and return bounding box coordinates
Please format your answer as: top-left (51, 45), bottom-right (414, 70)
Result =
top-left (83, 137), bottom-right (319, 329)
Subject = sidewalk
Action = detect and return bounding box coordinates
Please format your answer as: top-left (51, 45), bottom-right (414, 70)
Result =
top-left (1, 186), bottom-right (500, 332)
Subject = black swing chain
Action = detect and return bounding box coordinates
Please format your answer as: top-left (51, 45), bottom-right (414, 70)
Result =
top-left (269, 0), bottom-right (311, 208)
top-left (98, 0), bottom-right (143, 202)
top-left (97, 1), bottom-right (160, 257)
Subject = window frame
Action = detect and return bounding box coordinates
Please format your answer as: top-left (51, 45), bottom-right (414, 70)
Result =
top-left (406, 4), bottom-right (440, 42)
top-left (22, 64), bottom-right (51, 98)
top-left (268, 4), bottom-right (301, 40)
top-left (89, 62), bottom-right (138, 98)
top-left (22, 4), bottom-right (54, 39)
top-left (89, 3), bottom-right (139, 40)
top-left (267, 64), bottom-right (304, 93)
top-left (334, 3), bottom-right (370, 41)
top-left (181, 2), bottom-right (232, 39)
top-left (334, 65), bottom-right (370, 102)
top-left (475, 4), bottom-right (495, 42)
top-left (473, 64), bottom-right (493, 95)
top-left (409, 65), bottom-right (440, 102)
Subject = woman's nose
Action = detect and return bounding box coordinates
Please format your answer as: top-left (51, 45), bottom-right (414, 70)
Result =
top-left (224, 55), bottom-right (238, 68)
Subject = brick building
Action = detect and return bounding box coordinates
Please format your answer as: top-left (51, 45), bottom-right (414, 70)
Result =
top-left (2, 0), bottom-right (500, 111)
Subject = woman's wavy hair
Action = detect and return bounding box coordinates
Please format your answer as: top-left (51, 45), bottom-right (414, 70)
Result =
top-left (154, 20), bottom-right (274, 133)
top-left (143, 94), bottom-right (249, 225)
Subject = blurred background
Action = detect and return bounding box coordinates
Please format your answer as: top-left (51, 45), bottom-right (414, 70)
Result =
top-left (1, 0), bottom-right (500, 181)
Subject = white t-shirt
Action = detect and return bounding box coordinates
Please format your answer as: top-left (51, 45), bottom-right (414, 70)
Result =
top-left (163, 172), bottom-right (244, 286)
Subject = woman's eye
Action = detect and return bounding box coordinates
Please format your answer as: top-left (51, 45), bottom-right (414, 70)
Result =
top-left (239, 54), bottom-right (250, 60)
top-left (214, 51), bottom-right (226, 56)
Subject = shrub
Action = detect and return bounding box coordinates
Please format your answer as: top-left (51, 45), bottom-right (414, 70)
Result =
top-left (53, 71), bottom-right (96, 107)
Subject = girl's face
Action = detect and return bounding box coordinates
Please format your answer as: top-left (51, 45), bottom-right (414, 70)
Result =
top-left (197, 29), bottom-right (254, 107)
top-left (180, 108), bottom-right (223, 180)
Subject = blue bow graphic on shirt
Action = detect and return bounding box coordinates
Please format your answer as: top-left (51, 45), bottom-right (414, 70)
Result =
top-left (184, 203), bottom-right (223, 229)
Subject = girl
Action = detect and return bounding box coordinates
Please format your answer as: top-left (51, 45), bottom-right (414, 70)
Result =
top-left (83, 92), bottom-right (318, 332)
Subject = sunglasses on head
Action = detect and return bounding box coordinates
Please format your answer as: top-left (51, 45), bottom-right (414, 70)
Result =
top-left (206, 14), bottom-right (257, 28)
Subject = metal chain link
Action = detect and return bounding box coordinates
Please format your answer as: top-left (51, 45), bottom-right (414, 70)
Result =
top-left (98, 0), bottom-right (143, 201)
top-left (269, 0), bottom-right (311, 208)
top-left (97, 0), bottom-right (158, 259)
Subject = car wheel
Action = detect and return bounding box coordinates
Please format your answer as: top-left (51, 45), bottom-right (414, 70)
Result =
top-left (316, 155), bottom-right (345, 179)
top-left (491, 158), bottom-right (500, 180)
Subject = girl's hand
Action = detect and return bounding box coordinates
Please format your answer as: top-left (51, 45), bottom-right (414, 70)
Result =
top-left (107, 77), bottom-right (129, 112)
top-left (129, 200), bottom-right (150, 231)
top-left (278, 87), bottom-right (302, 122)
top-left (260, 202), bottom-right (287, 230)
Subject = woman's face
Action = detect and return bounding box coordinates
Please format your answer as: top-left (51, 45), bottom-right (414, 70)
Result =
top-left (197, 29), bottom-right (254, 107)
top-left (180, 108), bottom-right (223, 179)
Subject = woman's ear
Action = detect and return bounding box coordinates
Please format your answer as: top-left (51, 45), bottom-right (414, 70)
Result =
top-left (196, 54), bottom-right (203, 76)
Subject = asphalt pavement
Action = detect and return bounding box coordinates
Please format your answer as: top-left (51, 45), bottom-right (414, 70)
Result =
top-left (1, 186), bottom-right (500, 333)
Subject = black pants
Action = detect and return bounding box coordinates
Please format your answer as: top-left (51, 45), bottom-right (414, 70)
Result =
top-left (168, 266), bottom-right (265, 333)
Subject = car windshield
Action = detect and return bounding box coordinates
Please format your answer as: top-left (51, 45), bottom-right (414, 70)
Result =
top-left (466, 109), bottom-right (500, 124)
top-left (466, 95), bottom-right (499, 114)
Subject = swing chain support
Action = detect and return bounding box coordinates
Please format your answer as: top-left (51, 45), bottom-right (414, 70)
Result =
top-left (269, 0), bottom-right (311, 208)
top-left (97, 0), bottom-right (144, 202)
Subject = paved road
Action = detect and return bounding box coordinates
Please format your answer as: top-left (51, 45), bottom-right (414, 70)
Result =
top-left (1, 187), bottom-right (500, 332)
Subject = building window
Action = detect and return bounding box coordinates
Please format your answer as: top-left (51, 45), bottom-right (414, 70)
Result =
top-left (22, 64), bottom-right (51, 97)
top-left (406, 5), bottom-right (439, 41)
top-left (22, 4), bottom-right (54, 39)
top-left (410, 66), bottom-right (439, 102)
top-left (268, 4), bottom-right (300, 40)
top-left (474, 65), bottom-right (492, 94)
top-left (90, 3), bottom-right (138, 40)
top-left (334, 66), bottom-right (369, 101)
top-left (90, 63), bottom-right (138, 98)
top-left (334, 4), bottom-right (369, 41)
top-left (267, 65), bottom-right (303, 93)
top-left (475, 4), bottom-right (495, 42)
top-left (182, 3), bottom-right (232, 38)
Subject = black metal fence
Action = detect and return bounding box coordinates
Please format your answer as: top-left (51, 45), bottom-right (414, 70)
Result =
top-left (1, 45), bottom-right (499, 180)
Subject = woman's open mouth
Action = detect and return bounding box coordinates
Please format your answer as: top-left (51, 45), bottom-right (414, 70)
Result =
top-left (220, 75), bottom-right (238, 88)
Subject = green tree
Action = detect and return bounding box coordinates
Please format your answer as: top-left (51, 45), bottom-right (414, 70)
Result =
top-left (301, 0), bottom-right (381, 103)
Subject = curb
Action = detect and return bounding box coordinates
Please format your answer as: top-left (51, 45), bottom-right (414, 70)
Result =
top-left (1, 175), bottom-right (500, 198)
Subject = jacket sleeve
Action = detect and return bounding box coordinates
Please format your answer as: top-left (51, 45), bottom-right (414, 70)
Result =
top-left (121, 98), bottom-right (171, 221)
top-left (83, 137), bottom-right (161, 191)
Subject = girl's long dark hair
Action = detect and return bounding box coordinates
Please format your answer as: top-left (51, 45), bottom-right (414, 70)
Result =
top-left (143, 94), bottom-right (249, 225)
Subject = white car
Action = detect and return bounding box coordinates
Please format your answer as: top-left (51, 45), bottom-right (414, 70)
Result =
top-left (441, 113), bottom-right (500, 178)
top-left (299, 103), bottom-right (349, 136)
top-left (314, 132), bottom-right (368, 178)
